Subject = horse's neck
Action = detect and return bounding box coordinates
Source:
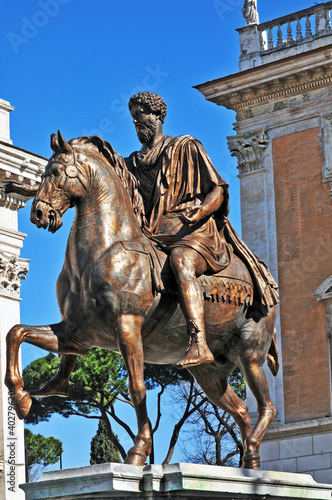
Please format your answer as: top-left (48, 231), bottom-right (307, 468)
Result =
top-left (68, 167), bottom-right (141, 271)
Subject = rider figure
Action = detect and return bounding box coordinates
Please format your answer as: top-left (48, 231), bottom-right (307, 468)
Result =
top-left (126, 92), bottom-right (232, 367)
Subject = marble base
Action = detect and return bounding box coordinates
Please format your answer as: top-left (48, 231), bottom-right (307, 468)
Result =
top-left (20, 462), bottom-right (332, 499)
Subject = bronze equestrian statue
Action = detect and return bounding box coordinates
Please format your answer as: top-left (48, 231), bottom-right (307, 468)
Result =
top-left (5, 92), bottom-right (279, 469)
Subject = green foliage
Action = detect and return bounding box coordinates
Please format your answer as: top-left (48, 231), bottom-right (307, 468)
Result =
top-left (144, 363), bottom-right (191, 390)
top-left (69, 349), bottom-right (128, 413)
top-left (25, 428), bottom-right (62, 468)
top-left (23, 350), bottom-right (128, 424)
top-left (229, 367), bottom-right (246, 400)
top-left (23, 354), bottom-right (66, 424)
top-left (90, 419), bottom-right (121, 464)
top-left (23, 352), bottom-right (190, 425)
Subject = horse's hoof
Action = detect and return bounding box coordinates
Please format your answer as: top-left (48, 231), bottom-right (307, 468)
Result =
top-left (124, 446), bottom-right (147, 466)
top-left (242, 453), bottom-right (261, 470)
top-left (15, 392), bottom-right (32, 420)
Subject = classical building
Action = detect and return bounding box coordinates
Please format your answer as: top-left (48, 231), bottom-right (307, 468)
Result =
top-left (0, 99), bottom-right (45, 499)
top-left (197, 1), bottom-right (332, 484)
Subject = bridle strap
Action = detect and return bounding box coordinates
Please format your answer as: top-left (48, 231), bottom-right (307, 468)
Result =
top-left (35, 149), bottom-right (87, 213)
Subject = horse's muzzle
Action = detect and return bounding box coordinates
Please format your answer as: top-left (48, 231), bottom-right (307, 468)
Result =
top-left (30, 199), bottom-right (63, 233)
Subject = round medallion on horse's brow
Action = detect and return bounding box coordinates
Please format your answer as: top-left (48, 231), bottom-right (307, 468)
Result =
top-left (65, 165), bottom-right (78, 178)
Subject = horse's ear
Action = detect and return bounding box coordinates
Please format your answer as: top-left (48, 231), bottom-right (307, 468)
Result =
top-left (58, 130), bottom-right (73, 154)
top-left (50, 133), bottom-right (60, 152)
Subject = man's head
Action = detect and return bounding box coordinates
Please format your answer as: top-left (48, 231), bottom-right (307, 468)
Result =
top-left (129, 92), bottom-right (167, 123)
top-left (129, 92), bottom-right (167, 144)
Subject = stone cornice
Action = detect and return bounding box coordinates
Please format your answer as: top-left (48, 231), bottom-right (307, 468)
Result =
top-left (265, 417), bottom-right (332, 440)
top-left (0, 192), bottom-right (26, 210)
top-left (0, 141), bottom-right (46, 189)
top-left (228, 65), bottom-right (332, 111)
top-left (195, 44), bottom-right (332, 112)
top-left (0, 99), bottom-right (14, 113)
top-left (314, 275), bottom-right (332, 298)
top-left (0, 226), bottom-right (27, 242)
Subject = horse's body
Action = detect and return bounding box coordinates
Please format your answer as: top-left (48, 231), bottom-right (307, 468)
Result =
top-left (5, 133), bottom-right (278, 469)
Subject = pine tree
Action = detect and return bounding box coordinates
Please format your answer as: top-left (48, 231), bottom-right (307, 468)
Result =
top-left (90, 419), bottom-right (121, 464)
top-left (25, 429), bottom-right (62, 481)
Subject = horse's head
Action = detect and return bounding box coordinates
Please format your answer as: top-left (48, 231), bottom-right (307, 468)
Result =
top-left (31, 131), bottom-right (89, 233)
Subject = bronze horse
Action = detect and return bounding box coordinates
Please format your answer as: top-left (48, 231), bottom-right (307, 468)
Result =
top-left (5, 132), bottom-right (278, 469)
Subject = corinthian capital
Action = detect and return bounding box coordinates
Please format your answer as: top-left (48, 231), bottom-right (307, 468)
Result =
top-left (227, 129), bottom-right (269, 175)
top-left (0, 253), bottom-right (29, 298)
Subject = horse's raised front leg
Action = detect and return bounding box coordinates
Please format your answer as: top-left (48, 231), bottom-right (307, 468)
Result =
top-left (5, 323), bottom-right (62, 419)
top-left (241, 362), bottom-right (278, 469)
top-left (116, 314), bottom-right (152, 466)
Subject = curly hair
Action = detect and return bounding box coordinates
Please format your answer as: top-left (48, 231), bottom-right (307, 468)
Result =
top-left (128, 91), bottom-right (167, 123)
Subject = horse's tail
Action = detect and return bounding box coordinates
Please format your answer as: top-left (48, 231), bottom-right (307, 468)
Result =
top-left (267, 329), bottom-right (279, 376)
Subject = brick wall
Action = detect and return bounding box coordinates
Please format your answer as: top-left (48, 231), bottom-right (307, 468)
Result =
top-left (272, 128), bottom-right (332, 423)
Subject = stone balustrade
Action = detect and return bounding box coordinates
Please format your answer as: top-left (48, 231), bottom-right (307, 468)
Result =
top-left (238, 2), bottom-right (332, 70)
top-left (259, 2), bottom-right (332, 53)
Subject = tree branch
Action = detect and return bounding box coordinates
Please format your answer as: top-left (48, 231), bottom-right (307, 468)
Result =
top-left (162, 380), bottom-right (208, 465)
top-left (106, 405), bottom-right (135, 441)
top-left (151, 385), bottom-right (165, 434)
top-left (115, 395), bottom-right (134, 406)
top-left (59, 409), bottom-right (100, 420)
top-left (211, 403), bottom-right (242, 450)
top-left (220, 449), bottom-right (240, 466)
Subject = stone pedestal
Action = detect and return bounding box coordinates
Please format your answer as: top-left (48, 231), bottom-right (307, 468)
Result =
top-left (0, 99), bottom-right (45, 499)
top-left (20, 462), bottom-right (332, 500)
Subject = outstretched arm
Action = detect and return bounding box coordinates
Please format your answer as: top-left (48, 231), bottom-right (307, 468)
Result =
top-left (181, 185), bottom-right (224, 225)
top-left (3, 181), bottom-right (38, 199)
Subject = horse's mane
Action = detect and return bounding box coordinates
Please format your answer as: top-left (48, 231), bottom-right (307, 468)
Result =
top-left (69, 136), bottom-right (147, 229)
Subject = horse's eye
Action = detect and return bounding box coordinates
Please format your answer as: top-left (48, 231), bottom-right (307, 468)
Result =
top-left (52, 168), bottom-right (62, 177)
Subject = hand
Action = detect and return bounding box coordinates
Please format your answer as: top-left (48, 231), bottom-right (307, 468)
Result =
top-left (181, 205), bottom-right (205, 225)
top-left (2, 181), bottom-right (38, 198)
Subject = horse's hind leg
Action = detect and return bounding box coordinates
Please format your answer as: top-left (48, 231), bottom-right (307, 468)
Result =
top-left (240, 362), bottom-right (277, 469)
top-left (231, 319), bottom-right (278, 469)
top-left (217, 384), bottom-right (252, 460)
top-left (5, 323), bottom-right (64, 419)
top-left (189, 362), bottom-right (252, 461)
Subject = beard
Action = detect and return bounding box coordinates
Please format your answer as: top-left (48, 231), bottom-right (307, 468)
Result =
top-left (136, 117), bottom-right (157, 144)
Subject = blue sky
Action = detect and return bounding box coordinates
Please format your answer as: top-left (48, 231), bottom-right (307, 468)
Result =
top-left (1, 0), bottom-right (312, 471)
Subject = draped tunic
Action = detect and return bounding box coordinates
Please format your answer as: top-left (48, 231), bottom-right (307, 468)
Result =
top-left (125, 135), bottom-right (233, 273)
top-left (125, 134), bottom-right (279, 313)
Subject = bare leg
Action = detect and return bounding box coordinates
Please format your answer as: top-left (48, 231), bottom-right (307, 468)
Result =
top-left (170, 247), bottom-right (214, 367)
top-left (115, 314), bottom-right (152, 465)
top-left (5, 323), bottom-right (63, 419)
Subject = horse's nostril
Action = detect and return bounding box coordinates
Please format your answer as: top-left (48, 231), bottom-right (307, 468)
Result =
top-left (36, 209), bottom-right (43, 220)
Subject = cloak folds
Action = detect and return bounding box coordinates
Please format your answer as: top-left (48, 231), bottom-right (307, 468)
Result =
top-left (126, 135), bottom-right (233, 273)
top-left (125, 135), bottom-right (279, 315)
